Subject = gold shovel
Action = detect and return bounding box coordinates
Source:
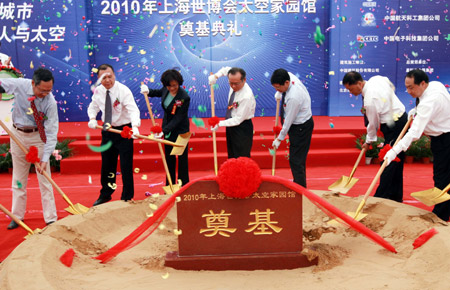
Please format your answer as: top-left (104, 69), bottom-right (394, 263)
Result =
top-left (0, 204), bottom-right (41, 237)
top-left (141, 91), bottom-right (183, 194)
top-left (328, 147), bottom-right (367, 194)
top-left (329, 116), bottom-right (413, 225)
top-left (411, 182), bottom-right (450, 206)
top-left (351, 116), bottom-right (413, 220)
top-left (0, 120), bottom-right (89, 215)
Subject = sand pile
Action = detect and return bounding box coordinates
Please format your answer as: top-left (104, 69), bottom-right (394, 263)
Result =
top-left (0, 191), bottom-right (449, 290)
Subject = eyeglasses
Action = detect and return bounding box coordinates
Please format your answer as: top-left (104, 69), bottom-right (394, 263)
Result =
top-left (35, 85), bottom-right (53, 95)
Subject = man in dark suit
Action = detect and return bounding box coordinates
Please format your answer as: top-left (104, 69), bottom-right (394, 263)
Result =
top-left (140, 69), bottom-right (190, 186)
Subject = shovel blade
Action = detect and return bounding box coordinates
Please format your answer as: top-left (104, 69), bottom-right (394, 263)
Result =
top-left (65, 203), bottom-right (90, 215)
top-left (162, 179), bottom-right (182, 195)
top-left (328, 176), bottom-right (359, 194)
top-left (170, 132), bottom-right (192, 156)
top-left (411, 187), bottom-right (450, 206)
top-left (327, 211), bottom-right (368, 226)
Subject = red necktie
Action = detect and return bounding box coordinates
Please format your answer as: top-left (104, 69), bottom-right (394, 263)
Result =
top-left (30, 99), bottom-right (47, 143)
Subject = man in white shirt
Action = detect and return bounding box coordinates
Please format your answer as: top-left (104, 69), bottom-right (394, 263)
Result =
top-left (385, 69), bottom-right (450, 221)
top-left (271, 68), bottom-right (314, 187)
top-left (87, 64), bottom-right (141, 206)
top-left (209, 67), bottom-right (256, 158)
top-left (343, 71), bottom-right (407, 202)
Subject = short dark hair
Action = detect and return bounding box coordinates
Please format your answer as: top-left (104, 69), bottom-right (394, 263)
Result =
top-left (270, 68), bottom-right (290, 85)
top-left (32, 67), bottom-right (54, 86)
top-left (342, 71), bottom-right (364, 85)
top-left (97, 64), bottom-right (114, 75)
top-left (161, 69), bottom-right (184, 87)
top-left (228, 67), bottom-right (246, 81)
top-left (406, 69), bottom-right (429, 85)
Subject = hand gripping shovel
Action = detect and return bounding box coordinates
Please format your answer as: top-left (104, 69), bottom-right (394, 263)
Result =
top-left (271, 97), bottom-right (281, 176)
top-left (0, 204), bottom-right (41, 237)
top-left (141, 91), bottom-right (183, 194)
top-left (0, 120), bottom-right (89, 215)
top-left (411, 182), bottom-right (450, 206)
top-left (328, 147), bottom-right (367, 194)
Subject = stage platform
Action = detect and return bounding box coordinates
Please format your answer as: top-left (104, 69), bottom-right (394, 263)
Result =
top-left (1, 116), bottom-right (367, 174)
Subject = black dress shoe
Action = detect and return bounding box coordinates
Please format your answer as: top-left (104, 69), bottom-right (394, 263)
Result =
top-left (93, 197), bottom-right (112, 206)
top-left (7, 220), bottom-right (20, 230)
top-left (46, 221), bottom-right (55, 226)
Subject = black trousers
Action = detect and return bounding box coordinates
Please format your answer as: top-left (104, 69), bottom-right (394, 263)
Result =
top-left (430, 132), bottom-right (450, 221)
top-left (99, 124), bottom-right (134, 201)
top-left (164, 132), bottom-right (189, 186)
top-left (225, 119), bottom-right (253, 159)
top-left (374, 113), bottom-right (407, 202)
top-left (288, 117), bottom-right (314, 188)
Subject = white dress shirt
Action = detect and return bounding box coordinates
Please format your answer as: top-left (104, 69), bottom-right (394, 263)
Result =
top-left (362, 76), bottom-right (405, 143)
top-left (277, 72), bottom-right (312, 141)
top-left (1, 78), bottom-right (58, 162)
top-left (393, 81), bottom-right (450, 153)
top-left (218, 73), bottom-right (256, 128)
top-left (88, 81), bottom-right (141, 128)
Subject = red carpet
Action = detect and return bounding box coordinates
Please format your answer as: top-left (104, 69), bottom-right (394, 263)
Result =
top-left (0, 117), bottom-right (437, 262)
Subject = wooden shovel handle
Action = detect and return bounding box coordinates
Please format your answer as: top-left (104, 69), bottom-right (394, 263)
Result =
top-left (0, 120), bottom-right (74, 206)
top-left (360, 115), bottom-right (413, 203)
top-left (271, 98), bottom-right (281, 176)
top-left (0, 204), bottom-right (34, 235)
top-left (210, 73), bottom-right (218, 176)
top-left (141, 91), bottom-right (174, 189)
top-left (348, 147), bottom-right (367, 179)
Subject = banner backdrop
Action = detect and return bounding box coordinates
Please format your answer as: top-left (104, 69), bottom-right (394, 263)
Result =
top-left (0, 0), bottom-right (329, 122)
top-left (328, 0), bottom-right (450, 116)
top-left (0, 0), bottom-right (449, 121)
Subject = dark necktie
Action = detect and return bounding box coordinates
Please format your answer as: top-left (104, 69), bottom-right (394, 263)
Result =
top-left (225, 91), bottom-right (236, 119)
top-left (362, 95), bottom-right (369, 127)
top-left (30, 99), bottom-right (47, 143)
top-left (280, 92), bottom-right (286, 124)
top-left (103, 90), bottom-right (112, 130)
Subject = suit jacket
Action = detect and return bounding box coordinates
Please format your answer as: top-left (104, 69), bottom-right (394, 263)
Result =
top-left (147, 87), bottom-right (190, 140)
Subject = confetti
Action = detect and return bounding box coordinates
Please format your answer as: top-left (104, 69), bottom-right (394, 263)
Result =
top-left (161, 273), bottom-right (169, 279)
top-left (158, 224), bottom-right (165, 230)
top-left (174, 229), bottom-right (182, 235)
top-left (134, 168), bottom-right (140, 173)
top-left (141, 174), bottom-right (148, 180)
top-left (16, 180), bottom-right (22, 189)
top-left (269, 148), bottom-right (276, 156)
top-left (108, 183), bottom-right (117, 190)
top-left (192, 116), bottom-right (205, 128)
top-left (197, 105), bottom-right (207, 112)
top-left (146, 212), bottom-right (154, 217)
top-left (108, 172), bottom-right (115, 178)
top-left (145, 191), bottom-right (151, 196)
top-left (149, 203), bottom-right (158, 210)
top-left (329, 122), bottom-right (334, 128)
top-left (314, 26), bottom-right (325, 45)
top-left (26, 108), bottom-right (33, 115)
top-left (175, 196), bottom-right (181, 202)
top-left (88, 175), bottom-right (92, 184)
top-left (149, 24), bottom-right (158, 38)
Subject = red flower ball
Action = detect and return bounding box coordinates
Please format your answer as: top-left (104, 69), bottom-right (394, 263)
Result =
top-left (150, 125), bottom-right (162, 134)
top-left (378, 144), bottom-right (400, 162)
top-left (273, 126), bottom-right (281, 135)
top-left (25, 146), bottom-right (40, 163)
top-left (120, 126), bottom-right (133, 139)
top-left (217, 157), bottom-right (262, 199)
top-left (208, 116), bottom-right (220, 127)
